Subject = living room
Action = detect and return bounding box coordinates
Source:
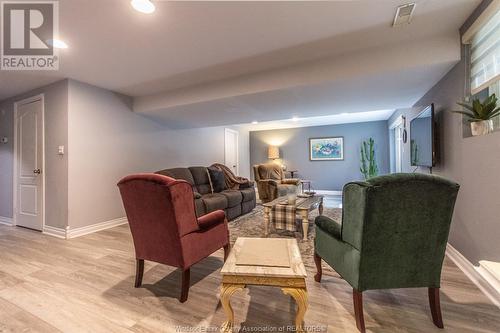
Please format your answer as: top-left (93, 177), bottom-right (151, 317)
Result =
top-left (0, 0), bottom-right (499, 332)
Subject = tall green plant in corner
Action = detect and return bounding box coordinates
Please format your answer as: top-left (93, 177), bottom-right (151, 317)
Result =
top-left (360, 138), bottom-right (378, 180)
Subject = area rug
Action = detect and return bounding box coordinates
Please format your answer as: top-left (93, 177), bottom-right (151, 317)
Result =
top-left (228, 205), bottom-right (342, 269)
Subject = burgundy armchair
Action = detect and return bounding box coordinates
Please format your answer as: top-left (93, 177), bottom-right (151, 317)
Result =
top-left (118, 173), bottom-right (230, 303)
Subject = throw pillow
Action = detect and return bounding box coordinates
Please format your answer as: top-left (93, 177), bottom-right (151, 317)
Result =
top-left (208, 166), bottom-right (225, 193)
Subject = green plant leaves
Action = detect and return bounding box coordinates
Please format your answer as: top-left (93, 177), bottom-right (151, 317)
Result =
top-left (454, 94), bottom-right (499, 121)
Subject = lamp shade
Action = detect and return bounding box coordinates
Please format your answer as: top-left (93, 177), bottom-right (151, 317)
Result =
top-left (268, 146), bottom-right (280, 159)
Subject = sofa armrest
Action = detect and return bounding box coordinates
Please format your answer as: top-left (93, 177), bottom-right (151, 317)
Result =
top-left (267, 179), bottom-right (281, 186)
top-left (282, 178), bottom-right (300, 185)
top-left (239, 181), bottom-right (254, 189)
top-left (197, 210), bottom-right (226, 229)
top-left (315, 215), bottom-right (342, 240)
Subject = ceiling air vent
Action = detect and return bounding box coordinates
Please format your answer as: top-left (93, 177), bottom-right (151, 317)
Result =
top-left (393, 3), bottom-right (416, 26)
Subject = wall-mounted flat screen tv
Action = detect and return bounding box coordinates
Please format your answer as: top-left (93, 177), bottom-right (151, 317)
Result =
top-left (410, 104), bottom-right (436, 167)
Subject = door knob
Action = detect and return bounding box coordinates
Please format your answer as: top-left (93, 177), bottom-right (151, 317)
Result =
top-left (33, 169), bottom-right (41, 174)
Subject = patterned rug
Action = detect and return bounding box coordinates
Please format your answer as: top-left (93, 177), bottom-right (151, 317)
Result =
top-left (228, 205), bottom-right (342, 268)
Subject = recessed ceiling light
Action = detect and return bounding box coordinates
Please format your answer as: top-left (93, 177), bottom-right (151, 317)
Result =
top-left (131, 0), bottom-right (155, 14)
top-left (291, 117), bottom-right (299, 122)
top-left (251, 121), bottom-right (258, 124)
top-left (46, 39), bottom-right (68, 49)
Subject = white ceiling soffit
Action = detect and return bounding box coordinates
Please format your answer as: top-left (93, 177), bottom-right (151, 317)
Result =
top-left (241, 109), bottom-right (396, 132)
top-left (135, 35), bottom-right (460, 129)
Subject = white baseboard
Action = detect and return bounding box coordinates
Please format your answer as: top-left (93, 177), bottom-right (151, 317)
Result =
top-left (315, 190), bottom-right (343, 196)
top-left (0, 216), bottom-right (14, 226)
top-left (66, 217), bottom-right (127, 239)
top-left (43, 225), bottom-right (67, 239)
top-left (446, 244), bottom-right (500, 308)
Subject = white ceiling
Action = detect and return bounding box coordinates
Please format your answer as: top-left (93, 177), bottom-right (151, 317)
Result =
top-left (0, 0), bottom-right (481, 128)
top-left (239, 109), bottom-right (396, 132)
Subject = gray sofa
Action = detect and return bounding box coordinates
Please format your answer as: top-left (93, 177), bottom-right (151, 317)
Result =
top-left (156, 166), bottom-right (256, 220)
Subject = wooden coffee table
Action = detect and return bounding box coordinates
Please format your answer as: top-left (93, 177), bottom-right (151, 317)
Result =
top-left (220, 237), bottom-right (308, 332)
top-left (263, 195), bottom-right (324, 240)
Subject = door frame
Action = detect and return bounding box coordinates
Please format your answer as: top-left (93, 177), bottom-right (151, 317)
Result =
top-left (224, 128), bottom-right (239, 175)
top-left (389, 115), bottom-right (404, 173)
top-left (13, 94), bottom-right (46, 230)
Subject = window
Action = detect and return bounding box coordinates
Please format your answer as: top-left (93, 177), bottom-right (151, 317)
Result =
top-left (470, 8), bottom-right (500, 95)
top-left (463, 2), bottom-right (500, 134)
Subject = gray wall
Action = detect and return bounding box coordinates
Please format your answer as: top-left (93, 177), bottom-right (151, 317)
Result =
top-left (0, 80), bottom-right (69, 228)
top-left (67, 79), bottom-right (250, 229)
top-left (388, 0), bottom-right (499, 264)
top-left (0, 78), bottom-right (249, 230)
top-left (250, 121), bottom-right (389, 191)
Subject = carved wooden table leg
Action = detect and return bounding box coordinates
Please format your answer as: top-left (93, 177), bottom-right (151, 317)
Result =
top-left (220, 283), bottom-right (245, 333)
top-left (263, 206), bottom-right (271, 237)
top-left (300, 210), bottom-right (309, 241)
top-left (282, 287), bottom-right (308, 332)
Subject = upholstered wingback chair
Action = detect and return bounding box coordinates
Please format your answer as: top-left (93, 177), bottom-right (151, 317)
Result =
top-left (253, 163), bottom-right (301, 203)
top-left (314, 173), bottom-right (460, 332)
top-left (118, 174), bottom-right (230, 303)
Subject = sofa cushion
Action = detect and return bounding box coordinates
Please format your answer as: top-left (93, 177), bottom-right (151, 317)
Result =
top-left (208, 166), bottom-right (225, 192)
top-left (156, 168), bottom-right (195, 186)
top-left (257, 163), bottom-right (283, 180)
top-left (240, 188), bottom-right (256, 202)
top-left (189, 166), bottom-right (212, 195)
top-left (201, 193), bottom-right (228, 212)
top-left (225, 205), bottom-right (242, 221)
top-left (220, 190), bottom-right (243, 207)
top-left (194, 198), bottom-right (206, 217)
top-left (242, 199), bottom-right (256, 215)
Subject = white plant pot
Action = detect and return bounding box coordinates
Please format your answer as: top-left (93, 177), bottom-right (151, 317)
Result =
top-left (471, 120), bottom-right (493, 136)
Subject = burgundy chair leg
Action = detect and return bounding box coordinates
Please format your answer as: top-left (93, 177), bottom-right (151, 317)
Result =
top-left (223, 243), bottom-right (231, 262)
top-left (314, 252), bottom-right (322, 282)
top-left (429, 287), bottom-right (444, 328)
top-left (353, 289), bottom-right (366, 333)
top-left (135, 259), bottom-right (144, 288)
top-left (180, 268), bottom-right (190, 303)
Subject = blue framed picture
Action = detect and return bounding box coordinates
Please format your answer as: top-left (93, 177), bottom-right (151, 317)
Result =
top-left (309, 137), bottom-right (344, 161)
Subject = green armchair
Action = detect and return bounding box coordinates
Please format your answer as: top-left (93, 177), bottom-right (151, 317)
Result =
top-left (314, 173), bottom-right (460, 332)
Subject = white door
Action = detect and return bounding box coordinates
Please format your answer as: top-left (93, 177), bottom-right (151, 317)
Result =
top-left (224, 128), bottom-right (239, 175)
top-left (15, 98), bottom-right (44, 231)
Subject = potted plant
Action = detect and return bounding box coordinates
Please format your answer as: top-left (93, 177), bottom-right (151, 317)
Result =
top-left (360, 138), bottom-right (378, 180)
top-left (453, 94), bottom-right (500, 136)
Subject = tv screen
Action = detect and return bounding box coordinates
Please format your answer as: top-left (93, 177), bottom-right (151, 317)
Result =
top-left (410, 104), bottom-right (435, 167)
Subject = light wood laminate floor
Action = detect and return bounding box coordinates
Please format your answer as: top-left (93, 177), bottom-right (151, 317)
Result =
top-left (0, 224), bottom-right (498, 332)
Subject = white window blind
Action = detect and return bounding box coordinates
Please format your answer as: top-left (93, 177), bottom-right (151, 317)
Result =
top-left (471, 9), bottom-right (500, 94)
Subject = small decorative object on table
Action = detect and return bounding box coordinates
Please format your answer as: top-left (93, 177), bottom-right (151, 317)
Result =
top-left (452, 94), bottom-right (499, 136)
top-left (300, 180), bottom-right (315, 196)
top-left (287, 193), bottom-right (297, 205)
